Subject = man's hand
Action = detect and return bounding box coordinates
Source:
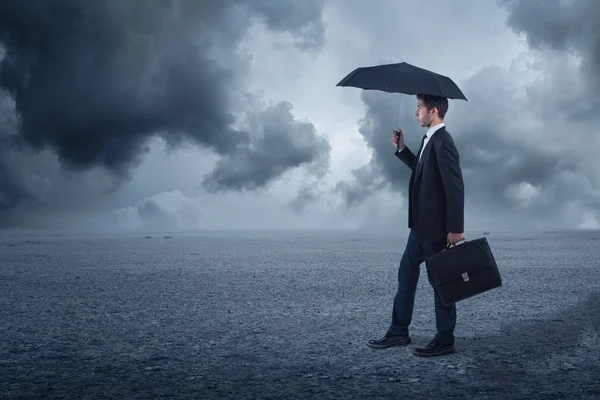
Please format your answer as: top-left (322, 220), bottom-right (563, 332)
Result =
top-left (391, 129), bottom-right (405, 149)
top-left (447, 232), bottom-right (464, 247)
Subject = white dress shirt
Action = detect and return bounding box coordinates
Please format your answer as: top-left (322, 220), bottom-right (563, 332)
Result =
top-left (418, 122), bottom-right (445, 161)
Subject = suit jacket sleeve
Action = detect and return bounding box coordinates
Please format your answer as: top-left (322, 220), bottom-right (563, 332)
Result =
top-left (433, 132), bottom-right (464, 233)
top-left (394, 147), bottom-right (416, 170)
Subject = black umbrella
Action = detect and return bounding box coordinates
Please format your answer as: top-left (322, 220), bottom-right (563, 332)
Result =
top-left (336, 62), bottom-right (467, 101)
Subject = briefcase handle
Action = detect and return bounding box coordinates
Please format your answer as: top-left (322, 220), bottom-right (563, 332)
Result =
top-left (445, 237), bottom-right (466, 250)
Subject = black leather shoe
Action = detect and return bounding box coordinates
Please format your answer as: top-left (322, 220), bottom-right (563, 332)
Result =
top-left (367, 333), bottom-right (411, 349)
top-left (413, 339), bottom-right (455, 357)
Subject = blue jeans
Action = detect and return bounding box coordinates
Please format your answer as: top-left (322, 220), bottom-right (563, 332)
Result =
top-left (387, 229), bottom-right (457, 345)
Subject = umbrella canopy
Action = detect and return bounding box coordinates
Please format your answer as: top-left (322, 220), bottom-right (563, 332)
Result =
top-left (336, 62), bottom-right (467, 101)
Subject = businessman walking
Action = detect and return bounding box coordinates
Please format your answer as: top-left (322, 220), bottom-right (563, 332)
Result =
top-left (367, 94), bottom-right (465, 357)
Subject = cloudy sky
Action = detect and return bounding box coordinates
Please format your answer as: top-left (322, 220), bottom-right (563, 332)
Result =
top-left (0, 0), bottom-right (598, 233)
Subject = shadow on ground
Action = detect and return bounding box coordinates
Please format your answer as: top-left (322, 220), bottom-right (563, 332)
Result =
top-left (460, 292), bottom-right (600, 398)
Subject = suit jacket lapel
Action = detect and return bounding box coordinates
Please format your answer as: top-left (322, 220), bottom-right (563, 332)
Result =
top-left (413, 139), bottom-right (428, 180)
top-left (414, 127), bottom-right (444, 180)
top-left (412, 135), bottom-right (427, 173)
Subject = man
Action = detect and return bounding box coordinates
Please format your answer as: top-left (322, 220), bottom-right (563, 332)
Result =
top-left (367, 93), bottom-right (465, 357)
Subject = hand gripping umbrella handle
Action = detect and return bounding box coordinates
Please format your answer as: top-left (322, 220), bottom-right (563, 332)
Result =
top-left (394, 130), bottom-right (401, 151)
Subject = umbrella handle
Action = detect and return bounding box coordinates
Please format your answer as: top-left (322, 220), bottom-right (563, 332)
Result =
top-left (394, 130), bottom-right (401, 151)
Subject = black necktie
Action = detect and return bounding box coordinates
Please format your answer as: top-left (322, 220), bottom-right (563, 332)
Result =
top-left (416, 134), bottom-right (427, 163)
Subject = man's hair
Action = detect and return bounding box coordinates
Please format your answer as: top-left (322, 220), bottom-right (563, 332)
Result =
top-left (417, 94), bottom-right (449, 119)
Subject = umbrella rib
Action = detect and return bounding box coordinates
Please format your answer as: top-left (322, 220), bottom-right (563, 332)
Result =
top-left (386, 67), bottom-right (397, 92)
top-left (430, 73), bottom-right (444, 97)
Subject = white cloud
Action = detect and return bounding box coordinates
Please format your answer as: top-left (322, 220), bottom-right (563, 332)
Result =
top-left (507, 182), bottom-right (540, 208)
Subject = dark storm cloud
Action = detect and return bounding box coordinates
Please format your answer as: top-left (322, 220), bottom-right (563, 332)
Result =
top-left (202, 101), bottom-right (331, 214)
top-left (495, 0), bottom-right (600, 219)
top-left (335, 91), bottom-right (420, 207)
top-left (448, 66), bottom-right (585, 213)
top-left (336, 61), bottom-right (600, 226)
top-left (0, 0), bottom-right (328, 225)
top-left (334, 0), bottom-right (600, 228)
top-left (202, 101), bottom-right (330, 193)
top-left (501, 0), bottom-right (599, 70)
top-left (501, 0), bottom-right (600, 118)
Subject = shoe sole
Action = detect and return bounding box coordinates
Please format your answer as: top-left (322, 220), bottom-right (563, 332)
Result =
top-left (412, 346), bottom-right (456, 357)
top-left (367, 338), bottom-right (412, 349)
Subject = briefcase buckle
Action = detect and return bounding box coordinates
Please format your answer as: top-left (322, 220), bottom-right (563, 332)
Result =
top-left (461, 272), bottom-right (470, 282)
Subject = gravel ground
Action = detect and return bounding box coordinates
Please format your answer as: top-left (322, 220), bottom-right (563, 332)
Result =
top-left (1, 231), bottom-right (599, 399)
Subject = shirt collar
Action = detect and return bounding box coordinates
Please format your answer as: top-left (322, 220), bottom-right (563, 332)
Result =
top-left (425, 122), bottom-right (445, 139)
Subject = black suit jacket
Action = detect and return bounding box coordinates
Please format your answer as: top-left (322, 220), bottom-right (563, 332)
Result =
top-left (395, 126), bottom-right (464, 243)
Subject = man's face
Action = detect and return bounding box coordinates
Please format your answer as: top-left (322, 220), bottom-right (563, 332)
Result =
top-left (415, 99), bottom-right (434, 127)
